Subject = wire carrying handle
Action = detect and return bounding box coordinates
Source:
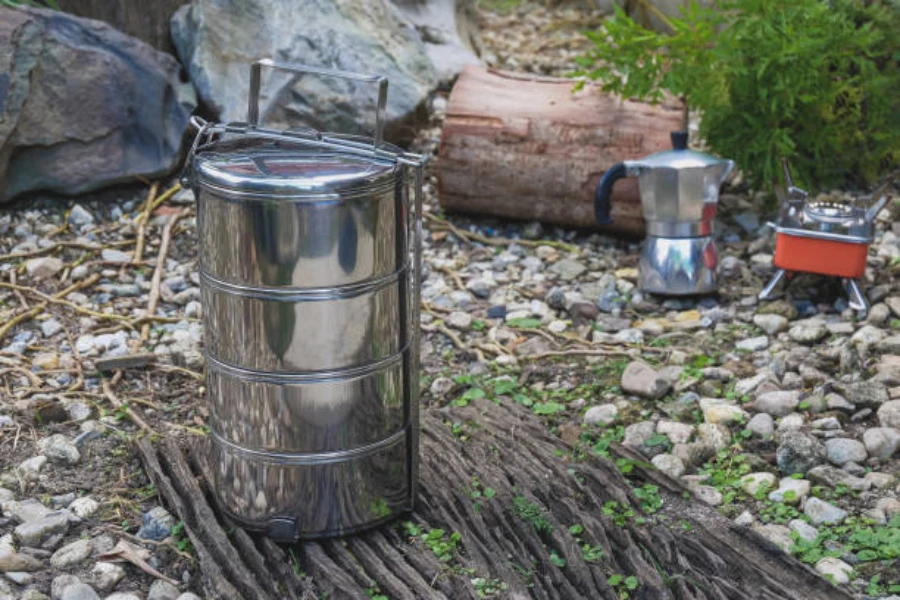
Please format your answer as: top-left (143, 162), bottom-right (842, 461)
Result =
top-left (248, 58), bottom-right (389, 149)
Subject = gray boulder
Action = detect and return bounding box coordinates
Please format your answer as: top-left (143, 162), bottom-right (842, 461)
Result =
top-left (171, 0), bottom-right (441, 139)
top-left (0, 6), bottom-right (195, 202)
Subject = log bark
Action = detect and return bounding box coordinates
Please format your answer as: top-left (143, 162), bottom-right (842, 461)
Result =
top-left (137, 400), bottom-right (855, 600)
top-left (436, 66), bottom-right (685, 236)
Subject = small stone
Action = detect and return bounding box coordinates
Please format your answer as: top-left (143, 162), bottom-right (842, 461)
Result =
top-left (147, 579), bottom-right (181, 600)
top-left (877, 400), bottom-right (900, 428)
top-left (876, 497), bottom-right (900, 518)
top-left (753, 314), bottom-right (788, 335)
top-left (864, 472), bottom-right (895, 489)
top-left (740, 472), bottom-right (777, 496)
top-left (105, 594), bottom-right (142, 600)
top-left (60, 582), bottom-right (101, 600)
top-left (736, 336), bottom-right (769, 352)
top-left (700, 399), bottom-right (748, 426)
top-left (692, 485), bottom-right (723, 506)
top-left (428, 377), bottom-right (455, 398)
top-left (583, 404), bottom-right (618, 426)
top-left (38, 435), bottom-right (80, 465)
top-left (549, 259), bottom-right (586, 281)
top-left (758, 300), bottom-right (798, 320)
top-left (804, 497), bottom-right (848, 525)
top-left (620, 362), bottom-right (671, 399)
top-left (9, 499), bottom-right (52, 523)
top-left (826, 393), bottom-right (855, 413)
top-left (445, 312), bottom-right (472, 331)
top-left (17, 456), bottom-right (47, 476)
top-left (0, 549), bottom-right (44, 573)
top-left (768, 478), bottom-right (811, 504)
top-left (836, 380), bottom-right (888, 408)
top-left (651, 454), bottom-right (685, 478)
top-left (810, 417), bottom-right (841, 430)
top-left (788, 323), bottom-right (828, 344)
top-left (25, 257), bottom-right (64, 280)
top-left (747, 413), bottom-right (775, 437)
top-left (789, 519), bottom-right (819, 543)
top-left (656, 421), bottom-right (694, 444)
top-left (735, 373), bottom-right (769, 397)
top-left (753, 523), bottom-right (792, 553)
top-left (671, 442), bottom-right (716, 467)
top-left (68, 205), bottom-right (95, 226)
top-left (32, 352), bottom-right (60, 371)
top-left (807, 465), bottom-right (871, 491)
top-left (5, 571), bottom-right (34, 585)
top-left (14, 512), bottom-right (70, 547)
top-left (68, 498), bottom-right (99, 519)
top-left (137, 507), bottom-right (175, 542)
top-left (696, 423), bottom-right (731, 451)
top-left (776, 432), bottom-right (826, 475)
top-left (100, 249), bottom-right (131, 264)
top-left (91, 562), bottom-right (125, 592)
top-left (176, 595), bottom-right (202, 600)
top-left (622, 421), bottom-right (656, 449)
top-left (734, 511), bottom-right (754, 527)
top-left (40, 319), bottom-right (63, 338)
top-left (50, 539), bottom-right (92, 568)
top-left (814, 557), bottom-right (852, 585)
top-left (753, 391), bottom-right (801, 417)
top-left (777, 413), bottom-right (805, 432)
top-left (851, 324), bottom-right (887, 346)
top-left (824, 438), bottom-right (867, 466)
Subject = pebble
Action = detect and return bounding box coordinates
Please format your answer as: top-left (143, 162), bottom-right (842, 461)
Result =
top-left (768, 478), bottom-right (811, 504)
top-left (776, 413), bottom-right (805, 432)
top-left (651, 454), bottom-right (685, 478)
top-left (747, 413), bottom-right (775, 437)
top-left (549, 259), bottom-right (585, 281)
top-left (753, 523), bottom-right (792, 553)
top-left (740, 472), bottom-right (777, 496)
top-left (14, 512), bottom-right (70, 547)
top-left (147, 579), bottom-right (181, 600)
top-left (824, 438), bottom-right (868, 466)
top-left (776, 432), bottom-right (826, 475)
top-left (753, 391), bottom-right (800, 417)
top-left (38, 435), bottom-right (81, 465)
top-left (32, 352), bottom-right (60, 371)
top-left (100, 249), bottom-right (131, 264)
top-left (814, 557), bottom-right (852, 585)
top-left (137, 507), bottom-right (175, 541)
top-left (696, 423), bottom-right (731, 451)
top-left (804, 497), bottom-right (849, 525)
top-left (807, 465), bottom-right (871, 492)
top-left (620, 362), bottom-right (671, 400)
top-left (583, 404), bottom-right (618, 426)
top-left (60, 582), bottom-right (101, 600)
top-left (445, 312), bottom-right (472, 330)
top-left (656, 420), bottom-right (694, 444)
top-left (752, 314), bottom-right (788, 335)
top-left (691, 485), bottom-right (723, 506)
top-left (788, 323), bottom-right (828, 344)
top-left (736, 336), bottom-right (769, 352)
top-left (700, 399), bottom-right (748, 426)
top-left (25, 257), bottom-right (64, 280)
top-left (789, 519), bottom-right (819, 543)
top-left (50, 539), bottom-right (92, 568)
top-left (91, 562), bottom-right (125, 592)
top-left (877, 400), bottom-right (900, 428)
top-left (622, 421), bottom-right (656, 449)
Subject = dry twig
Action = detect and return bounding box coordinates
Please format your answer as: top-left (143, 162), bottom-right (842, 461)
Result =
top-left (102, 371), bottom-right (155, 435)
top-left (132, 182), bottom-right (159, 265)
top-left (424, 213), bottom-right (578, 253)
top-left (141, 210), bottom-right (183, 341)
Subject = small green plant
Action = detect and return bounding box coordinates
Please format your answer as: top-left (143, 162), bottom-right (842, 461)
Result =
top-left (602, 501), bottom-right (636, 527)
top-left (632, 484), bottom-right (662, 515)
top-left (421, 528), bottom-right (462, 563)
top-left (471, 577), bottom-right (509, 598)
top-left (573, 0), bottom-right (900, 190)
top-left (506, 317), bottom-right (542, 329)
top-left (607, 574), bottom-right (640, 599)
top-left (170, 521), bottom-right (194, 554)
top-left (468, 477), bottom-right (497, 511)
top-left (512, 495), bottom-right (553, 534)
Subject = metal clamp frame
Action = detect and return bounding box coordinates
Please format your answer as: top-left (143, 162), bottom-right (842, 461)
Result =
top-left (248, 58), bottom-right (388, 149)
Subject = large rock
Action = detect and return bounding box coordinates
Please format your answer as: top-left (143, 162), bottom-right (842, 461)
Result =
top-left (0, 6), bottom-right (195, 202)
top-left (171, 0), bottom-right (441, 139)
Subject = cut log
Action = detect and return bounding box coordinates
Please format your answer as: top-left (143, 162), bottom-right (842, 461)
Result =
top-left (436, 66), bottom-right (685, 236)
top-left (137, 399), bottom-right (854, 600)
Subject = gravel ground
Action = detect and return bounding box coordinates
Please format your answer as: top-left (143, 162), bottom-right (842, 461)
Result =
top-left (1, 2), bottom-right (899, 600)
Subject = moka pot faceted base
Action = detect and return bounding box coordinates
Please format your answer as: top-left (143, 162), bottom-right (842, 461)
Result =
top-left (638, 235), bottom-right (718, 296)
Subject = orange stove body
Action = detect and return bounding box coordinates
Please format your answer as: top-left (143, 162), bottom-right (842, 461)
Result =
top-left (773, 231), bottom-right (870, 279)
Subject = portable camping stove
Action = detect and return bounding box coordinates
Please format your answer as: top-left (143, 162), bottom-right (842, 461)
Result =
top-left (758, 162), bottom-right (896, 316)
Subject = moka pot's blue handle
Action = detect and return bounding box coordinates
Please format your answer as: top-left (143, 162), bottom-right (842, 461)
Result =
top-left (595, 162), bottom-right (627, 225)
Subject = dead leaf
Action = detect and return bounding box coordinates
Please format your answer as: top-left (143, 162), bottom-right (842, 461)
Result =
top-left (97, 539), bottom-right (180, 586)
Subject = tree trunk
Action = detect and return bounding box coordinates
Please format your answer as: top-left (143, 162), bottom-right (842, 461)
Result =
top-left (436, 66), bottom-right (685, 237)
top-left (137, 399), bottom-right (854, 600)
top-left (55, 0), bottom-right (187, 53)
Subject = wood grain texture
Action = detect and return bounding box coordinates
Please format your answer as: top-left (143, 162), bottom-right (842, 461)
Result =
top-left (137, 400), bottom-right (855, 600)
top-left (437, 66), bottom-right (685, 236)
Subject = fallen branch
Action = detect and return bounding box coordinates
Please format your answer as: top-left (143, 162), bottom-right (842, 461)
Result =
top-left (132, 182), bottom-right (159, 265)
top-left (142, 210), bottom-right (183, 341)
top-left (101, 371), bottom-right (155, 435)
top-left (0, 239), bottom-right (134, 263)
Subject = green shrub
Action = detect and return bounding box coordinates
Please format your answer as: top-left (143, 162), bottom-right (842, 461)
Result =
top-left (573, 0), bottom-right (900, 192)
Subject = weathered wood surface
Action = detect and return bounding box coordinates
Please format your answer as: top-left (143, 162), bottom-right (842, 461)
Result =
top-left (436, 66), bottom-right (685, 237)
top-left (137, 400), bottom-right (854, 600)
top-left (56, 0), bottom-right (187, 53)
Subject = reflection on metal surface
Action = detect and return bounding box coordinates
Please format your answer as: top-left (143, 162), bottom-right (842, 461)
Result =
top-left (188, 62), bottom-right (424, 540)
top-left (639, 236), bottom-right (718, 296)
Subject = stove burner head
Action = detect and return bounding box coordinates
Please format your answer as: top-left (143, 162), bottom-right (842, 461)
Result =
top-left (802, 199), bottom-right (857, 225)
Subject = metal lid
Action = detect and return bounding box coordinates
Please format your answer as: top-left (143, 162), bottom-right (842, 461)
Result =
top-left (634, 147), bottom-right (729, 170)
top-left (194, 139), bottom-right (400, 196)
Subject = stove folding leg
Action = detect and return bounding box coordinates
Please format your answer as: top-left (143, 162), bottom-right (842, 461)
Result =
top-left (758, 269), bottom-right (788, 301)
top-left (843, 278), bottom-right (869, 317)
